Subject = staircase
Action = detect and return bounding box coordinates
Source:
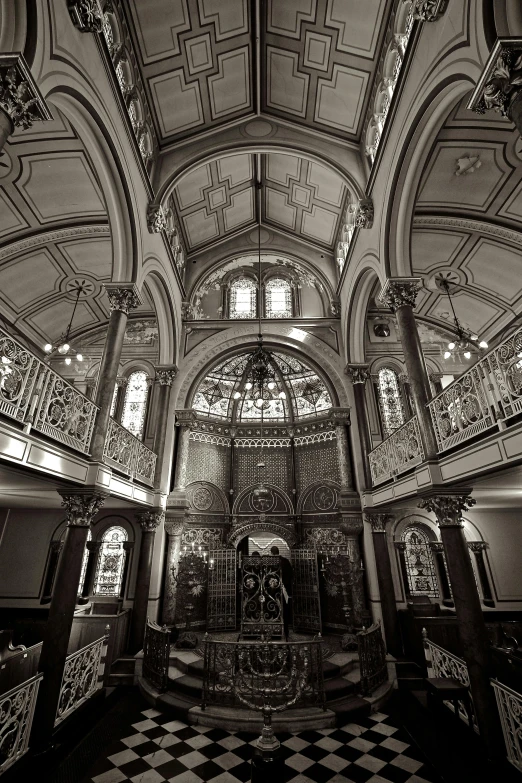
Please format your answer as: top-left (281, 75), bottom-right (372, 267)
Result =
top-left (108, 656), bottom-right (135, 686)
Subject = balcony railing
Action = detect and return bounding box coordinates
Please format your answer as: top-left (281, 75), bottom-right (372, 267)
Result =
top-left (424, 633), bottom-right (477, 731)
top-left (492, 679), bottom-right (522, 772)
top-left (0, 673), bottom-right (43, 775)
top-left (0, 327), bottom-right (98, 454)
top-left (369, 415), bottom-right (424, 486)
top-left (103, 417), bottom-right (156, 487)
top-left (428, 326), bottom-right (522, 453)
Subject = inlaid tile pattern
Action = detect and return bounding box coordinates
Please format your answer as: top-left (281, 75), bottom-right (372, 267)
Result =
top-left (85, 705), bottom-right (440, 783)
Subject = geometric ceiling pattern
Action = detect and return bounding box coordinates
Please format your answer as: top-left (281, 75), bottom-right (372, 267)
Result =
top-left (412, 93), bottom-right (522, 342)
top-left (173, 152), bottom-right (348, 251)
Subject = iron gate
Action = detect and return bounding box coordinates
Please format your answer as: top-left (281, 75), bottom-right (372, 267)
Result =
top-left (241, 555), bottom-right (283, 637)
top-left (206, 548), bottom-right (237, 630)
top-left (291, 549), bottom-right (322, 633)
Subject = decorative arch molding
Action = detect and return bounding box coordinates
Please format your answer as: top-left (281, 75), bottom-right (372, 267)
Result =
top-left (140, 260), bottom-right (179, 365)
top-left (228, 520), bottom-right (297, 549)
top-left (92, 514), bottom-right (136, 543)
top-left (172, 324), bottom-right (349, 412)
top-left (186, 481), bottom-right (229, 515)
top-left (232, 484), bottom-right (293, 517)
top-left (392, 512), bottom-right (439, 542)
top-left (297, 479), bottom-right (341, 515)
top-left (343, 259), bottom-right (382, 364)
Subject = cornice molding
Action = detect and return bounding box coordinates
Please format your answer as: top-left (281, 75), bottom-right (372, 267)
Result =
top-left (413, 215), bottom-right (522, 248)
top-left (0, 225), bottom-right (111, 263)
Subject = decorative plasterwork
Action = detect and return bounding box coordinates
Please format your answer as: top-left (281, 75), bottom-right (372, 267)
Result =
top-left (155, 366), bottom-right (178, 386)
top-left (147, 204), bottom-right (168, 233)
top-left (365, 512), bottom-right (392, 533)
top-left (60, 491), bottom-right (106, 527)
top-left (136, 509), bottom-right (165, 531)
top-left (412, 0), bottom-right (448, 22)
top-left (175, 409), bottom-right (198, 428)
top-left (0, 225), bottom-right (111, 263)
top-left (468, 541), bottom-right (489, 552)
top-left (418, 494), bottom-right (476, 527)
top-left (354, 198), bottom-right (374, 228)
top-left (455, 155), bottom-right (481, 177)
top-left (412, 216), bottom-right (522, 248)
top-left (105, 284), bottom-right (142, 314)
top-left (227, 520), bottom-right (297, 548)
top-left (379, 278), bottom-right (422, 311)
top-left (467, 38), bottom-right (522, 118)
top-left (0, 54), bottom-right (52, 130)
top-left (345, 364), bottom-right (370, 384)
top-left (67, 0), bottom-right (104, 32)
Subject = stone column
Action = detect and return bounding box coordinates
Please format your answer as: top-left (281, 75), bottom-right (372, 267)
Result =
top-left (366, 513), bottom-right (402, 656)
top-left (173, 410), bottom-right (196, 489)
top-left (0, 54), bottom-right (52, 152)
top-left (379, 278), bottom-right (437, 459)
top-left (120, 541), bottom-right (134, 600)
top-left (80, 540), bottom-right (102, 602)
top-left (91, 285), bottom-right (142, 461)
top-left (288, 427), bottom-right (297, 512)
top-left (33, 491), bottom-right (106, 747)
top-left (340, 517), bottom-right (366, 627)
top-left (129, 509), bottom-right (164, 652)
top-left (468, 542), bottom-right (495, 608)
top-left (152, 366), bottom-right (178, 492)
top-left (430, 542), bottom-right (453, 606)
top-left (345, 365), bottom-right (373, 489)
top-left (418, 493), bottom-right (502, 758)
top-left (332, 409), bottom-right (353, 491)
top-left (162, 518), bottom-right (184, 625)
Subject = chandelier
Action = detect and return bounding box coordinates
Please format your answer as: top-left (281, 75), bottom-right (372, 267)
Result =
top-left (43, 281), bottom-right (88, 365)
top-left (436, 274), bottom-right (488, 361)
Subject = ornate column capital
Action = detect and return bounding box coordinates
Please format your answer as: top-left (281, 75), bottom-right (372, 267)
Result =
top-left (412, 0), bottom-right (448, 22)
top-left (105, 284), bottom-right (142, 314)
top-left (123, 541), bottom-right (135, 552)
top-left (116, 375), bottom-right (128, 388)
top-left (340, 517), bottom-right (363, 537)
top-left (136, 509), bottom-right (165, 532)
top-left (155, 365), bottom-right (178, 386)
top-left (354, 198), bottom-right (374, 229)
top-left (429, 541), bottom-right (445, 552)
top-left (164, 519), bottom-right (184, 537)
top-left (468, 541), bottom-right (489, 553)
top-left (468, 38), bottom-right (522, 119)
top-left (67, 0), bottom-right (104, 32)
top-left (175, 409), bottom-right (197, 428)
top-left (379, 278), bottom-right (423, 311)
top-left (147, 204), bottom-right (168, 233)
top-left (86, 540), bottom-right (102, 553)
top-left (395, 542), bottom-right (407, 551)
top-left (345, 364), bottom-right (370, 384)
top-left (429, 372), bottom-right (443, 384)
top-left (329, 407), bottom-right (351, 425)
top-left (365, 512), bottom-right (393, 533)
top-left (418, 493), bottom-right (476, 527)
top-left (0, 53), bottom-right (52, 131)
top-left (59, 491), bottom-right (107, 527)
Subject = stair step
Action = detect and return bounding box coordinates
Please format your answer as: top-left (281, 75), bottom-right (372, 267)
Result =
top-left (324, 676), bottom-right (357, 701)
top-left (329, 695), bottom-right (371, 726)
top-left (107, 673), bottom-right (134, 686)
top-left (111, 658), bottom-right (135, 675)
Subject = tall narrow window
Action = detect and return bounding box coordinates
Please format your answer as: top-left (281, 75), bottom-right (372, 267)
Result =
top-left (93, 526), bottom-right (128, 596)
top-left (402, 526), bottom-right (439, 597)
top-left (265, 278), bottom-right (293, 318)
top-left (229, 277), bottom-right (257, 319)
top-left (121, 371), bottom-right (149, 440)
top-left (377, 367), bottom-right (405, 437)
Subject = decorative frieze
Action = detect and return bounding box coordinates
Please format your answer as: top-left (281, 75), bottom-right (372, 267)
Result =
top-left (105, 284), bottom-right (142, 314)
top-left (136, 510), bottom-right (164, 532)
top-left (60, 491), bottom-right (106, 527)
top-left (379, 278), bottom-right (422, 311)
top-left (467, 38), bottom-right (522, 119)
top-left (67, 0), bottom-right (103, 32)
top-left (412, 0), bottom-right (448, 22)
top-left (0, 53), bottom-right (52, 130)
top-left (418, 494), bottom-right (476, 527)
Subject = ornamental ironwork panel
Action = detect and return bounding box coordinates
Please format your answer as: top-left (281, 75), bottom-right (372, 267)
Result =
top-left (55, 633), bottom-right (107, 725)
top-left (424, 636), bottom-right (477, 730)
top-left (241, 556), bottom-right (283, 637)
top-left (492, 679), bottom-right (522, 772)
top-left (143, 620), bottom-right (170, 692)
top-left (369, 415), bottom-right (424, 486)
top-left (402, 527), bottom-right (439, 598)
top-left (291, 550), bottom-right (321, 633)
top-left (103, 418), bottom-right (156, 486)
top-left (0, 327), bottom-right (41, 424)
top-left (0, 672), bottom-right (42, 775)
top-left (207, 548), bottom-right (237, 631)
top-left (357, 622), bottom-right (388, 695)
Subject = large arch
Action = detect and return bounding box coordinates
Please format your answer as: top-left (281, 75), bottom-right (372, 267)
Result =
top-left (227, 520), bottom-right (297, 549)
top-left (343, 259), bottom-right (383, 364)
top-left (140, 259), bottom-right (181, 365)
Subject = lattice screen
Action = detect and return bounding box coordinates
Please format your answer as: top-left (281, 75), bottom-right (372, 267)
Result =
top-left (295, 438), bottom-right (340, 494)
top-left (234, 445), bottom-right (292, 494)
top-left (207, 549), bottom-right (237, 630)
top-left (291, 550), bottom-right (321, 633)
top-left (186, 438), bottom-right (229, 492)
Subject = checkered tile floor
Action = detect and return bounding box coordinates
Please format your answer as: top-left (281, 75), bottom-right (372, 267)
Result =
top-left (86, 706), bottom-right (440, 783)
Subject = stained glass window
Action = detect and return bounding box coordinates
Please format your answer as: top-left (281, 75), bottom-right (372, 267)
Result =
top-left (93, 526), bottom-right (128, 596)
top-left (377, 367), bottom-right (405, 437)
top-left (121, 371), bottom-right (149, 439)
top-left (265, 278), bottom-right (292, 318)
top-left (402, 527), bottom-right (439, 598)
top-left (229, 278), bottom-right (257, 319)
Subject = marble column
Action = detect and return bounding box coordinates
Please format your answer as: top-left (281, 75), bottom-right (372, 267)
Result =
top-left (152, 366), bottom-right (178, 492)
top-left (379, 278), bottom-right (437, 459)
top-left (173, 410), bottom-right (196, 489)
top-left (79, 540), bottom-right (102, 602)
top-left (340, 517), bottom-right (366, 627)
top-left (129, 509), bottom-right (164, 652)
top-left (418, 493), bottom-right (502, 758)
top-left (0, 54), bottom-right (52, 152)
top-left (120, 541), bottom-right (134, 600)
top-left (468, 541), bottom-right (495, 608)
top-left (366, 513), bottom-right (402, 656)
top-left (33, 491), bottom-right (106, 747)
top-left (162, 518), bottom-right (184, 626)
top-left (345, 365), bottom-right (373, 489)
top-left (334, 418), bottom-right (354, 490)
top-left (91, 285), bottom-right (142, 461)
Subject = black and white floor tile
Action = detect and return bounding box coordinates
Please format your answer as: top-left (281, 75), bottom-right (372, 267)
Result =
top-left (86, 706), bottom-right (440, 783)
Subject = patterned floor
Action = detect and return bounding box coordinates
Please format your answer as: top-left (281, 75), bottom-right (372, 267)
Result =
top-left (85, 704), bottom-right (440, 783)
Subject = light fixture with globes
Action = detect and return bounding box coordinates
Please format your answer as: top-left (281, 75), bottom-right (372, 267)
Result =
top-left (436, 274), bottom-right (488, 361)
top-left (43, 282), bottom-right (88, 366)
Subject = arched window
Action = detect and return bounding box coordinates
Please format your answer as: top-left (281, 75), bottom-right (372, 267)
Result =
top-left (376, 367), bottom-right (405, 437)
top-left (229, 277), bottom-right (257, 319)
top-left (402, 526), bottom-right (439, 597)
top-left (93, 526), bottom-right (128, 596)
top-left (121, 370), bottom-right (149, 439)
top-left (265, 278), bottom-right (293, 318)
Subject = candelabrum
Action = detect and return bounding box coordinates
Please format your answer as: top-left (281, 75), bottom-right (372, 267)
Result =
top-left (320, 550), bottom-right (362, 651)
top-left (171, 544), bottom-right (212, 649)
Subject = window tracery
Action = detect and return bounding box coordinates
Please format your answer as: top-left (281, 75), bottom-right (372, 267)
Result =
top-left (121, 370), bottom-right (149, 440)
top-left (265, 278), bottom-right (293, 318)
top-left (401, 526), bottom-right (439, 597)
top-left (229, 277), bottom-right (257, 319)
top-left (376, 367), bottom-right (405, 437)
top-left (93, 526), bottom-right (128, 596)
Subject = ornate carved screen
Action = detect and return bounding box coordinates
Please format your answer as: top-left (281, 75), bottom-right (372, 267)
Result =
top-left (291, 550), bottom-right (322, 633)
top-left (207, 549), bottom-right (237, 631)
top-left (241, 556), bottom-right (283, 637)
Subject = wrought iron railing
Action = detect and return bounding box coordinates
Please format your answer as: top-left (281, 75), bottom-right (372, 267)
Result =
top-left (358, 622), bottom-right (388, 695)
top-left (0, 326), bottom-right (98, 454)
top-left (423, 631), bottom-right (477, 731)
top-left (492, 679), bottom-right (522, 772)
top-left (201, 637), bottom-right (325, 712)
top-left (103, 417), bottom-right (156, 486)
top-left (369, 415), bottom-right (424, 486)
top-left (54, 630), bottom-right (108, 726)
top-left (0, 673), bottom-right (42, 775)
top-left (143, 620), bottom-right (170, 693)
top-left (428, 326), bottom-right (522, 453)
